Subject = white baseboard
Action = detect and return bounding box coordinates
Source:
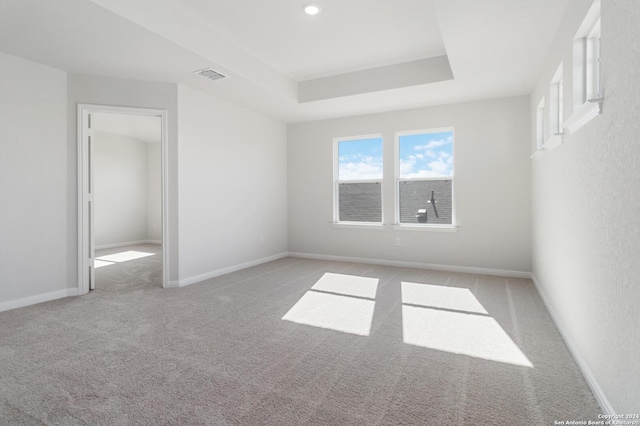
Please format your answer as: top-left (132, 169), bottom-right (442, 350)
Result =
top-left (178, 252), bottom-right (289, 287)
top-left (96, 240), bottom-right (162, 250)
top-left (1, 252), bottom-right (287, 310)
top-left (0, 288), bottom-right (79, 313)
top-left (530, 273), bottom-right (615, 415)
top-left (288, 252), bottom-right (531, 279)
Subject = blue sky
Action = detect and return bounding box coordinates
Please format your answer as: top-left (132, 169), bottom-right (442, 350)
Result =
top-left (338, 131), bottom-right (453, 180)
top-left (338, 137), bottom-right (383, 180)
top-left (398, 131), bottom-right (453, 178)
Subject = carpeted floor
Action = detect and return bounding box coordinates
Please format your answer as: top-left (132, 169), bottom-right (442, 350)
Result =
top-left (0, 249), bottom-right (601, 425)
top-left (93, 243), bottom-right (163, 293)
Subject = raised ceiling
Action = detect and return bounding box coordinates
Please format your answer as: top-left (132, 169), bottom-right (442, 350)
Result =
top-left (175, 0), bottom-right (446, 81)
top-left (0, 0), bottom-right (570, 123)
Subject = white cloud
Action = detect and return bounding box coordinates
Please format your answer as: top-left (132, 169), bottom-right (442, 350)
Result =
top-left (339, 156), bottom-right (383, 180)
top-left (414, 137), bottom-right (451, 151)
top-left (399, 158), bottom-right (416, 177)
top-left (400, 151), bottom-right (452, 178)
top-left (426, 158), bottom-right (451, 176)
top-left (412, 137), bottom-right (452, 160)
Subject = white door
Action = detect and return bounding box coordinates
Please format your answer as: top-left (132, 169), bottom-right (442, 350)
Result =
top-left (81, 110), bottom-right (95, 292)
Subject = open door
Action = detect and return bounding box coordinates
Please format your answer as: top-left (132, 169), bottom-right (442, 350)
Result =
top-left (78, 104), bottom-right (169, 295)
top-left (79, 109), bottom-right (95, 293)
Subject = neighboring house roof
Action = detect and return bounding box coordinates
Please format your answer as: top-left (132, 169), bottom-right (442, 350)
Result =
top-left (338, 182), bottom-right (382, 223)
top-left (398, 180), bottom-right (452, 225)
top-left (339, 180), bottom-right (452, 224)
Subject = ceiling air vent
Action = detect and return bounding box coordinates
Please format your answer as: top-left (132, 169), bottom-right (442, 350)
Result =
top-left (195, 68), bottom-right (228, 81)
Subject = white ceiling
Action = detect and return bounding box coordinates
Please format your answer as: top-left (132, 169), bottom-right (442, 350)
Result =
top-left (176, 0), bottom-right (446, 81)
top-left (92, 113), bottom-right (161, 144)
top-left (0, 0), bottom-right (570, 123)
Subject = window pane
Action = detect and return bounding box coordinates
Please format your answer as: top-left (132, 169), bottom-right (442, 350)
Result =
top-left (399, 180), bottom-right (452, 225)
top-left (338, 137), bottom-right (383, 180)
top-left (399, 131), bottom-right (453, 178)
top-left (558, 79), bottom-right (564, 127)
top-left (536, 102), bottom-right (545, 149)
top-left (339, 182), bottom-right (382, 222)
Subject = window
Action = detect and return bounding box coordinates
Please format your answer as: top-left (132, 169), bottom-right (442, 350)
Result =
top-left (395, 129), bottom-right (454, 227)
top-left (566, 0), bottom-right (601, 134)
top-left (536, 99), bottom-right (546, 151)
top-left (333, 135), bottom-right (383, 225)
top-left (573, 14), bottom-right (601, 107)
top-left (585, 19), bottom-right (601, 102)
top-left (549, 64), bottom-right (564, 136)
top-left (541, 64), bottom-right (564, 153)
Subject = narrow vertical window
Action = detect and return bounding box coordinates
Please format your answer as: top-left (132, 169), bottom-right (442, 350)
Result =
top-left (334, 135), bottom-right (383, 224)
top-left (549, 64), bottom-right (563, 136)
top-left (395, 129), bottom-right (454, 226)
top-left (585, 19), bottom-right (601, 100)
top-left (536, 99), bottom-right (545, 151)
top-left (572, 0), bottom-right (601, 108)
top-left (558, 78), bottom-right (564, 127)
top-left (566, 0), bottom-right (601, 134)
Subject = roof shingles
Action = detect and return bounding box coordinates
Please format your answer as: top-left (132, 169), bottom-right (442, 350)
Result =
top-left (337, 180), bottom-right (452, 225)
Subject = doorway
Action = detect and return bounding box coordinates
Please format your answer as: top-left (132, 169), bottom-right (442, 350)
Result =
top-left (77, 104), bottom-right (169, 294)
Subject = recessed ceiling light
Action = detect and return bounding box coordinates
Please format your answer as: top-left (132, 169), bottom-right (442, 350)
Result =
top-left (303, 3), bottom-right (322, 15)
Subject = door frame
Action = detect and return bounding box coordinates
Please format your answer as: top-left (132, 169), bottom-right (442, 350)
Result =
top-left (77, 104), bottom-right (169, 294)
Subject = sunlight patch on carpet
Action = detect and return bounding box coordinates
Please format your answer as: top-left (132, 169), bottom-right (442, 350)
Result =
top-left (94, 259), bottom-right (115, 269)
top-left (401, 282), bottom-right (533, 368)
top-left (310, 272), bottom-right (379, 299)
top-left (96, 251), bottom-right (155, 263)
top-left (282, 273), bottom-right (379, 336)
top-left (402, 282), bottom-right (487, 314)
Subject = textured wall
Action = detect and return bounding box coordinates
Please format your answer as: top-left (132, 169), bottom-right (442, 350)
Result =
top-left (530, 0), bottom-right (640, 413)
top-left (288, 96), bottom-right (531, 273)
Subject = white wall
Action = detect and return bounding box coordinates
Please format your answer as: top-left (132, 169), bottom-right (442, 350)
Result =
top-left (0, 52), bottom-right (68, 304)
top-left (288, 96), bottom-right (532, 274)
top-left (177, 85), bottom-right (288, 283)
top-left (530, 0), bottom-right (639, 414)
top-left (67, 74), bottom-right (179, 283)
top-left (94, 131), bottom-right (160, 247)
top-left (147, 142), bottom-right (162, 242)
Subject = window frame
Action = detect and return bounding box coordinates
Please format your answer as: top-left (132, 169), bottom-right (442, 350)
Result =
top-left (530, 98), bottom-right (546, 159)
top-left (536, 98), bottom-right (546, 151)
top-left (393, 127), bottom-right (456, 231)
top-left (549, 64), bottom-right (564, 137)
top-left (543, 64), bottom-right (564, 153)
top-left (332, 134), bottom-right (385, 228)
top-left (566, 0), bottom-right (602, 135)
top-left (585, 20), bottom-right (601, 102)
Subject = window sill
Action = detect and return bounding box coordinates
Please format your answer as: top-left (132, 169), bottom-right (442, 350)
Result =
top-left (543, 133), bottom-right (563, 152)
top-left (564, 98), bottom-right (602, 135)
top-left (332, 222), bottom-right (385, 230)
top-left (531, 133), bottom-right (565, 162)
top-left (529, 150), bottom-right (544, 160)
top-left (393, 224), bottom-right (458, 233)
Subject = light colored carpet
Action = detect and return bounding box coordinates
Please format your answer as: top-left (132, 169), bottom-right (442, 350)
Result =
top-left (93, 243), bottom-right (163, 292)
top-left (0, 251), bottom-right (601, 425)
